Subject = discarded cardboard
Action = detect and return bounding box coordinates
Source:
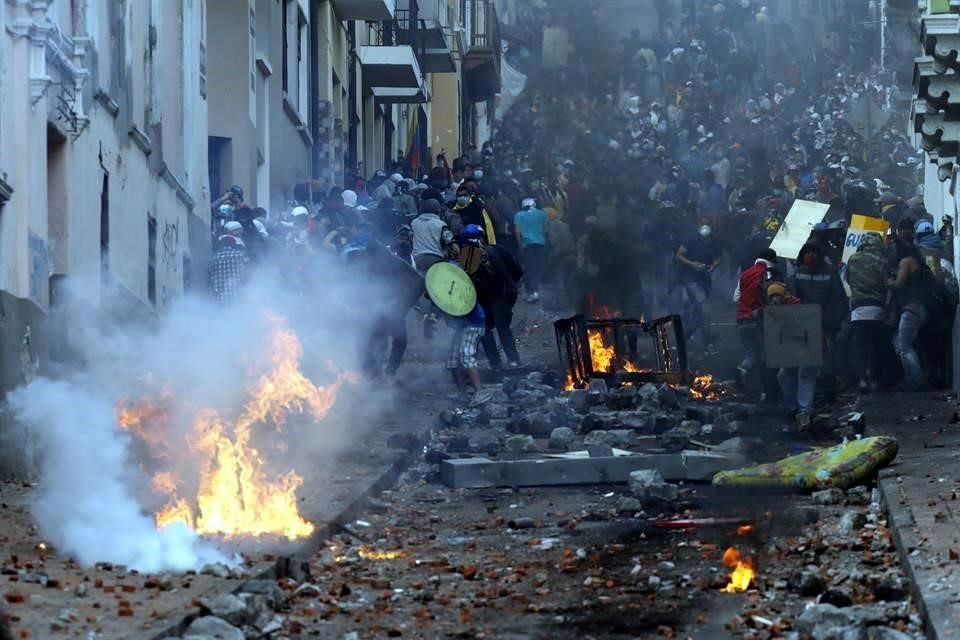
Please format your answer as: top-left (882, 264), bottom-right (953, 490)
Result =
top-left (440, 450), bottom-right (746, 489)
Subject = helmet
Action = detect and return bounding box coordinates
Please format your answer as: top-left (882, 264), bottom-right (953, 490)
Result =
top-left (460, 224), bottom-right (484, 243)
top-left (291, 206), bottom-right (309, 217)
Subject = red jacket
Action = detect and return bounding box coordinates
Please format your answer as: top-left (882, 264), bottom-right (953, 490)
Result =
top-left (736, 261), bottom-right (768, 320)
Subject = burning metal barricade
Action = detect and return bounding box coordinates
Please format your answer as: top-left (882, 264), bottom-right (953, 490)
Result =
top-left (555, 314), bottom-right (688, 389)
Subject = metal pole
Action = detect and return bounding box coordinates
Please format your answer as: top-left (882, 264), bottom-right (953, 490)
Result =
top-left (880, 0), bottom-right (886, 71)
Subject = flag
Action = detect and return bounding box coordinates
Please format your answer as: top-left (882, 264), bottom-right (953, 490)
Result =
top-left (405, 108), bottom-right (422, 171)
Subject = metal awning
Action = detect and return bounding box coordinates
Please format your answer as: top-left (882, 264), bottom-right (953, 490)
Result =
top-left (372, 86), bottom-right (428, 104)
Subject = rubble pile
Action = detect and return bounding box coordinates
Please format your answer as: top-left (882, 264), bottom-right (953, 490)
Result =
top-left (423, 373), bottom-right (751, 464)
top-left (164, 479), bottom-right (920, 638)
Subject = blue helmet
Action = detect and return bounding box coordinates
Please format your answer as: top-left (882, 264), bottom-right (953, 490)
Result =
top-left (460, 223), bottom-right (484, 243)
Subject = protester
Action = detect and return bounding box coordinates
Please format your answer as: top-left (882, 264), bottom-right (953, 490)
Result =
top-left (888, 226), bottom-right (928, 389)
top-left (845, 233), bottom-right (893, 392)
top-left (513, 198), bottom-right (548, 303)
top-left (675, 219), bottom-right (722, 353)
top-left (411, 199), bottom-right (456, 273)
top-left (733, 248), bottom-right (777, 394)
top-left (453, 186), bottom-right (496, 245)
top-left (208, 222), bottom-right (247, 305)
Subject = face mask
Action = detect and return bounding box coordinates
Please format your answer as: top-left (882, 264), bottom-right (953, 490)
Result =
top-left (219, 203), bottom-right (234, 215)
top-left (457, 196), bottom-right (470, 207)
top-left (699, 225), bottom-right (711, 238)
top-left (474, 170), bottom-right (484, 179)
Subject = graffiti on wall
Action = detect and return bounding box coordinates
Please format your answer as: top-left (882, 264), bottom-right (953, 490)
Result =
top-left (161, 220), bottom-right (179, 273)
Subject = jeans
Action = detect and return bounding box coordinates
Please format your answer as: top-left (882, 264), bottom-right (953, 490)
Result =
top-left (480, 297), bottom-right (521, 368)
top-left (363, 315), bottom-right (408, 377)
top-left (778, 366), bottom-right (819, 415)
top-left (851, 320), bottom-right (885, 385)
top-left (522, 244), bottom-right (546, 294)
top-left (682, 280), bottom-right (712, 344)
top-left (737, 320), bottom-right (763, 391)
top-left (895, 306), bottom-right (927, 387)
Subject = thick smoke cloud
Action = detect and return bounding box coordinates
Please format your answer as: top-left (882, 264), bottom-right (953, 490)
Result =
top-left (7, 252), bottom-right (396, 572)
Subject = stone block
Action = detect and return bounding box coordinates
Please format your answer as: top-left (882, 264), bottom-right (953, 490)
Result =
top-left (549, 427), bottom-right (576, 451)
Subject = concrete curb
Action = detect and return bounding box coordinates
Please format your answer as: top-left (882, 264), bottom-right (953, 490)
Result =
top-left (148, 441), bottom-right (423, 639)
top-left (877, 468), bottom-right (960, 640)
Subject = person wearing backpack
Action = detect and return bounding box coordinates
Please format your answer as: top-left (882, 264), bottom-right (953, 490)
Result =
top-left (888, 228), bottom-right (928, 389)
top-left (915, 220), bottom-right (955, 387)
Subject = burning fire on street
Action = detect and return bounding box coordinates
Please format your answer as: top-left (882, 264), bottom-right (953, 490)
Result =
top-left (117, 316), bottom-right (357, 541)
top-left (720, 547), bottom-right (756, 593)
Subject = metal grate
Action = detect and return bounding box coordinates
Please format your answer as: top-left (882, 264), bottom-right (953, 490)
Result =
top-left (555, 314), bottom-right (688, 389)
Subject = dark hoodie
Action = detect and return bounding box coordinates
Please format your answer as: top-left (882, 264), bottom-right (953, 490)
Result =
top-left (791, 241), bottom-right (848, 332)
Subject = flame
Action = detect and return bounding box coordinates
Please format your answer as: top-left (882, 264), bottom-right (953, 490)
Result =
top-left (689, 374), bottom-right (722, 401)
top-left (564, 373), bottom-right (576, 391)
top-left (736, 525), bottom-right (754, 535)
top-left (357, 546), bottom-right (409, 560)
top-left (118, 317), bottom-right (356, 540)
top-left (588, 329), bottom-right (616, 373)
top-left (720, 547), bottom-right (755, 593)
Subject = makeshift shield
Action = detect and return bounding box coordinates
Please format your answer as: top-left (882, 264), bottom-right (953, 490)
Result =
top-left (762, 304), bottom-right (823, 368)
top-left (425, 262), bottom-right (477, 317)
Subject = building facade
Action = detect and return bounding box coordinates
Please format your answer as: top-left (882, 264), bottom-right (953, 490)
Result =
top-left (0, 0), bottom-right (500, 398)
top-left (912, 0), bottom-right (960, 386)
top-left (0, 0), bottom-right (209, 391)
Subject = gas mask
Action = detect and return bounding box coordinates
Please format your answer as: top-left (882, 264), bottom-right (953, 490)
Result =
top-left (218, 203), bottom-right (235, 216)
top-left (474, 169), bottom-right (484, 179)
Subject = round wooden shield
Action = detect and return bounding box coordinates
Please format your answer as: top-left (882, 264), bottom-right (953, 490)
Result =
top-left (425, 262), bottom-right (477, 317)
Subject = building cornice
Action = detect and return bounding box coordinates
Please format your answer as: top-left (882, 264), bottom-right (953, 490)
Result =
top-left (158, 164), bottom-right (195, 211)
top-left (0, 175), bottom-right (13, 206)
top-left (128, 125), bottom-right (153, 156)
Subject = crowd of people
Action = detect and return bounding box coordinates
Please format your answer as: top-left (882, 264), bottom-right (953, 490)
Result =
top-left (205, 0), bottom-right (959, 415)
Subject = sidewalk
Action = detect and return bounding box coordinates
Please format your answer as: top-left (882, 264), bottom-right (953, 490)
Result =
top-left (865, 391), bottom-right (960, 640)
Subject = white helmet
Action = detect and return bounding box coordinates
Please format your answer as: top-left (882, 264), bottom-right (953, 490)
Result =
top-left (291, 206), bottom-right (309, 217)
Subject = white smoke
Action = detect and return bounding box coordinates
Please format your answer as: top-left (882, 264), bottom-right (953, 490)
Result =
top-left (9, 379), bottom-right (231, 572)
top-left (7, 248), bottom-right (406, 572)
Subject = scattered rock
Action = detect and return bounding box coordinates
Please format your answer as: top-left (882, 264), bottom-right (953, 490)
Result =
top-left (812, 488), bottom-right (845, 506)
top-left (621, 412), bottom-right (653, 433)
top-left (699, 423), bottom-right (715, 436)
top-left (838, 511), bottom-right (868, 535)
top-left (652, 413), bottom-right (679, 433)
top-left (237, 580), bottom-right (284, 608)
top-left (182, 615), bottom-right (244, 640)
top-left (504, 434), bottom-right (535, 453)
top-left (588, 378), bottom-right (608, 394)
top-left (583, 430), bottom-right (616, 447)
top-left (820, 588), bottom-right (853, 608)
top-left (607, 429), bottom-right (638, 447)
top-left (659, 425), bottom-right (696, 452)
top-left (606, 387), bottom-right (637, 410)
top-left (873, 573), bottom-right (908, 601)
top-left (468, 431), bottom-right (502, 456)
top-left (484, 403), bottom-right (510, 419)
top-left (656, 384), bottom-right (680, 409)
top-left (713, 437), bottom-right (748, 455)
top-left (200, 563), bottom-right (231, 578)
top-left (73, 583), bottom-right (88, 598)
top-left (568, 389), bottom-right (591, 412)
top-left (724, 419), bottom-right (745, 434)
top-left (637, 383), bottom-right (658, 403)
top-left (628, 469), bottom-right (679, 505)
top-left (615, 496), bottom-right (645, 514)
top-left (158, 574), bottom-right (175, 591)
top-left (791, 566), bottom-right (826, 596)
top-left (439, 409), bottom-right (462, 427)
top-left (549, 427), bottom-right (576, 451)
top-left (846, 485), bottom-right (871, 505)
top-left (199, 594), bottom-right (251, 627)
top-left (867, 628), bottom-right (915, 640)
top-left (587, 444), bottom-right (613, 457)
top-left (794, 604), bottom-right (886, 638)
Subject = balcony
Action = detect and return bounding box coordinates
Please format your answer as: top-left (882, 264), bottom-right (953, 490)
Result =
top-left (372, 86), bottom-right (429, 105)
top-left (399, 0), bottom-right (456, 74)
top-left (360, 19), bottom-right (426, 93)
top-left (332, 0), bottom-right (396, 20)
top-left (462, 0), bottom-right (501, 101)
